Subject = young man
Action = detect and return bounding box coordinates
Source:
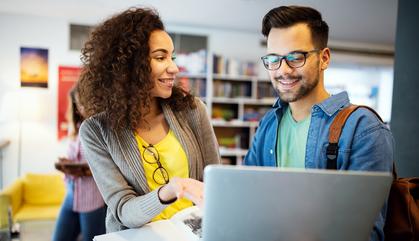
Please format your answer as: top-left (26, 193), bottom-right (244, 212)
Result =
top-left (244, 5), bottom-right (394, 241)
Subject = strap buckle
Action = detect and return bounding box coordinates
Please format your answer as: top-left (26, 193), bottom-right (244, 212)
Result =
top-left (326, 143), bottom-right (338, 169)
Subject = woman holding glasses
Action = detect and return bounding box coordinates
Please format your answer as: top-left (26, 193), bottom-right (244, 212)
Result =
top-left (77, 7), bottom-right (220, 232)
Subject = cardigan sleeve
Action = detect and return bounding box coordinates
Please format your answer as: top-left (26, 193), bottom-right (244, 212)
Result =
top-left (195, 99), bottom-right (221, 167)
top-left (79, 116), bottom-right (168, 229)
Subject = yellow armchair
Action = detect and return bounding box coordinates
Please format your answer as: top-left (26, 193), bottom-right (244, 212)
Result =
top-left (0, 173), bottom-right (66, 222)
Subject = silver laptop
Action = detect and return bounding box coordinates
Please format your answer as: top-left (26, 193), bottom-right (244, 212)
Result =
top-left (202, 165), bottom-right (392, 241)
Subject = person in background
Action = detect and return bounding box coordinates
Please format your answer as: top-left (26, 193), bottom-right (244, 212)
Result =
top-left (52, 87), bottom-right (106, 241)
top-left (77, 7), bottom-right (220, 232)
top-left (244, 5), bottom-right (394, 241)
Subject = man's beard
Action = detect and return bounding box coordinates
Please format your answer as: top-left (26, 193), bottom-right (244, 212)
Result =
top-left (275, 72), bottom-right (320, 103)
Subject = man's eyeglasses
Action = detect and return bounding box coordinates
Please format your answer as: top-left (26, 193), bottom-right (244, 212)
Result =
top-left (142, 144), bottom-right (169, 185)
top-left (261, 49), bottom-right (320, 70)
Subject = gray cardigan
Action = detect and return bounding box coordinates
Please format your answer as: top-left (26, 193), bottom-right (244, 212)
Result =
top-left (79, 98), bottom-right (220, 232)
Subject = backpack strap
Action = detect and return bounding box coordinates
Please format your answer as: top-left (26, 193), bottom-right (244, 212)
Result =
top-left (326, 104), bottom-right (383, 169)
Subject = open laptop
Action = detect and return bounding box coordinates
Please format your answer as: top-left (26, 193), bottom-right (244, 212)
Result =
top-left (201, 165), bottom-right (392, 241)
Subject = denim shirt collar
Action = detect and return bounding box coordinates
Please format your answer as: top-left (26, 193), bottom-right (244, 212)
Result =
top-left (316, 91), bottom-right (350, 116)
top-left (272, 91), bottom-right (350, 117)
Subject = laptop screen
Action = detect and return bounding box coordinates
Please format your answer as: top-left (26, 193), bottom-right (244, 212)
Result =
top-left (202, 165), bottom-right (391, 241)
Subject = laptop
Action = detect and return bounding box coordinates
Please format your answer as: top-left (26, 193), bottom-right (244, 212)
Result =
top-left (201, 165), bottom-right (392, 241)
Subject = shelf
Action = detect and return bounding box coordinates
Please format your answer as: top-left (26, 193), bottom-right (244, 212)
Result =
top-left (177, 72), bottom-right (207, 79)
top-left (256, 78), bottom-right (271, 83)
top-left (219, 147), bottom-right (248, 157)
top-left (213, 74), bottom-right (256, 81)
top-left (211, 60), bottom-right (273, 163)
top-left (251, 98), bottom-right (276, 105)
top-left (212, 119), bottom-right (259, 128)
top-left (212, 97), bottom-right (275, 105)
top-left (212, 97), bottom-right (251, 104)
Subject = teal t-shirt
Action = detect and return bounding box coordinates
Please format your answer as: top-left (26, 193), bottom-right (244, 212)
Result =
top-left (276, 107), bottom-right (311, 168)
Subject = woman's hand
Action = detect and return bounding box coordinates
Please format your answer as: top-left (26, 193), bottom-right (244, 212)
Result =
top-left (55, 157), bottom-right (70, 172)
top-left (158, 177), bottom-right (204, 208)
top-left (58, 157), bottom-right (71, 163)
top-left (177, 178), bottom-right (204, 208)
top-left (54, 157), bottom-right (92, 177)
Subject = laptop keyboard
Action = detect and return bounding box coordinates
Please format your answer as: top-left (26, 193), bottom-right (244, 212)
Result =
top-left (182, 213), bottom-right (203, 238)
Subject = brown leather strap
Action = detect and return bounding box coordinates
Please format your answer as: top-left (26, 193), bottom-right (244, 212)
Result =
top-left (327, 104), bottom-right (388, 170)
top-left (328, 104), bottom-right (383, 144)
top-left (329, 105), bottom-right (358, 144)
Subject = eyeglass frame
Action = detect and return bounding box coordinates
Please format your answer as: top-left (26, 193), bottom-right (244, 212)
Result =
top-left (141, 144), bottom-right (170, 185)
top-left (261, 49), bottom-right (321, 70)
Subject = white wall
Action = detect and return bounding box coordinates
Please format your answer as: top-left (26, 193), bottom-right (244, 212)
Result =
top-left (0, 13), bottom-right (81, 186)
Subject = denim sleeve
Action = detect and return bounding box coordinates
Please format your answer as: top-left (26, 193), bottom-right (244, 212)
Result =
top-left (244, 109), bottom-right (277, 166)
top-left (370, 207), bottom-right (387, 241)
top-left (243, 117), bottom-right (264, 166)
top-left (349, 125), bottom-right (394, 172)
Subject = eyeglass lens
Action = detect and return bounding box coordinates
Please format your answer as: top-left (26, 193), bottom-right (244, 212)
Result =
top-left (153, 167), bottom-right (169, 185)
top-left (142, 145), bottom-right (170, 185)
top-left (262, 52), bottom-right (307, 70)
top-left (143, 146), bottom-right (159, 164)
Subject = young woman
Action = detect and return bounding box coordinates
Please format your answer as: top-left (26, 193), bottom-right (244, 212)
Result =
top-left (77, 7), bottom-right (220, 232)
top-left (53, 88), bottom-right (106, 241)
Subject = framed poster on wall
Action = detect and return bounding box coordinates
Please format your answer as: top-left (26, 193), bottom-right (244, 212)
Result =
top-left (20, 47), bottom-right (49, 88)
top-left (57, 66), bottom-right (81, 140)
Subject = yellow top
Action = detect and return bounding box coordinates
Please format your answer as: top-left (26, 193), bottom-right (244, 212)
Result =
top-left (135, 129), bottom-right (193, 221)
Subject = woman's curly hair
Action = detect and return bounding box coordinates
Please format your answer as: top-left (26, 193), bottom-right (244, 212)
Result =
top-left (77, 7), bottom-right (195, 131)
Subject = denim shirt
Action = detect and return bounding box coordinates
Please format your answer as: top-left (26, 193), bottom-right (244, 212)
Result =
top-left (244, 91), bottom-right (394, 241)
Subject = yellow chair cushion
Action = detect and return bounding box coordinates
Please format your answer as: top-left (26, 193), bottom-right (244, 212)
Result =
top-left (23, 173), bottom-right (66, 205)
top-left (14, 204), bottom-right (62, 222)
top-left (0, 179), bottom-right (23, 216)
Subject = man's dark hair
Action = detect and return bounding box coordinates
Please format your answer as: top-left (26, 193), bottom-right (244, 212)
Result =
top-left (262, 5), bottom-right (329, 49)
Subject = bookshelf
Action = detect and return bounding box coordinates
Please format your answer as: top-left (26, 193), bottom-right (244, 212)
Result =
top-left (171, 32), bottom-right (276, 165)
top-left (210, 75), bottom-right (275, 165)
top-left (178, 74), bottom-right (274, 165)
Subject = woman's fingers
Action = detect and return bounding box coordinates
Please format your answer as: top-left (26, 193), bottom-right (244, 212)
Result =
top-left (183, 190), bottom-right (204, 209)
top-left (177, 178), bottom-right (204, 207)
top-left (166, 178), bottom-right (205, 208)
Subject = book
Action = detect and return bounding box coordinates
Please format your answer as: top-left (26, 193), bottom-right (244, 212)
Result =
top-left (93, 206), bottom-right (202, 241)
top-left (54, 161), bottom-right (92, 177)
